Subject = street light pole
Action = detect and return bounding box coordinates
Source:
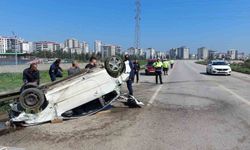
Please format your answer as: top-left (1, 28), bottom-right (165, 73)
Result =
top-left (15, 38), bottom-right (18, 65)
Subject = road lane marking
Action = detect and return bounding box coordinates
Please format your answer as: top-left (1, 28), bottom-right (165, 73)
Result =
top-left (146, 61), bottom-right (178, 106)
top-left (147, 85), bottom-right (163, 106)
top-left (218, 84), bottom-right (250, 106)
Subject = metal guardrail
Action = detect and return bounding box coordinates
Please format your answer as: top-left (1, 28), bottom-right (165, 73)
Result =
top-left (0, 91), bottom-right (20, 103)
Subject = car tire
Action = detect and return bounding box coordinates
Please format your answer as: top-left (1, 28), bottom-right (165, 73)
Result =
top-left (105, 56), bottom-right (125, 78)
top-left (20, 83), bottom-right (39, 92)
top-left (19, 88), bottom-right (45, 111)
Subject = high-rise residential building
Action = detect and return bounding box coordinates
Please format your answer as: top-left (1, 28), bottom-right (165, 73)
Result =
top-left (216, 52), bottom-right (227, 59)
top-left (227, 49), bottom-right (238, 60)
top-left (101, 45), bottom-right (116, 58)
top-left (82, 41), bottom-right (89, 53)
top-left (0, 36), bottom-right (22, 53)
top-left (127, 47), bottom-right (138, 55)
top-left (94, 40), bottom-right (102, 54)
top-left (146, 48), bottom-right (156, 59)
top-left (20, 41), bottom-right (33, 53)
top-left (34, 41), bottom-right (60, 52)
top-left (237, 52), bottom-right (245, 60)
top-left (138, 48), bottom-right (144, 56)
top-left (169, 48), bottom-right (178, 59)
top-left (63, 38), bottom-right (82, 54)
top-left (208, 50), bottom-right (216, 59)
top-left (197, 47), bottom-right (208, 60)
top-left (115, 46), bottom-right (122, 55)
top-left (156, 51), bottom-right (165, 58)
top-left (64, 38), bottom-right (80, 49)
top-left (127, 47), bottom-right (143, 56)
top-left (177, 46), bottom-right (189, 59)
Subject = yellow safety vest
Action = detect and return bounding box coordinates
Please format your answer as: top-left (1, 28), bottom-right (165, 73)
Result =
top-left (153, 61), bottom-right (163, 68)
top-left (162, 61), bottom-right (169, 68)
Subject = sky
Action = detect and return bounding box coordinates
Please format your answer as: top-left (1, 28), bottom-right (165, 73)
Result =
top-left (0, 0), bottom-right (250, 54)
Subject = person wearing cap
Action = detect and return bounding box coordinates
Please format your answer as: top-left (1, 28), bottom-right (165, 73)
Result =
top-left (162, 59), bottom-right (170, 75)
top-left (153, 58), bottom-right (163, 84)
top-left (68, 60), bottom-right (81, 76)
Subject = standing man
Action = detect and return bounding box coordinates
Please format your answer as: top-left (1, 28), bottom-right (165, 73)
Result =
top-left (153, 58), bottom-right (163, 84)
top-left (68, 60), bottom-right (81, 76)
top-left (170, 59), bottom-right (175, 69)
top-left (162, 59), bottom-right (170, 75)
top-left (133, 60), bottom-right (140, 83)
top-left (85, 56), bottom-right (97, 69)
top-left (49, 59), bottom-right (63, 82)
top-left (124, 54), bottom-right (134, 96)
top-left (23, 63), bottom-right (40, 85)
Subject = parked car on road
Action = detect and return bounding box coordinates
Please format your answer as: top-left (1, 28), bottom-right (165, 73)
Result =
top-left (145, 59), bottom-right (157, 75)
top-left (206, 60), bottom-right (232, 75)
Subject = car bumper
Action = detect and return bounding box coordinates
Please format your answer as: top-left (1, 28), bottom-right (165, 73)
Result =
top-left (145, 69), bottom-right (155, 74)
top-left (211, 70), bottom-right (231, 75)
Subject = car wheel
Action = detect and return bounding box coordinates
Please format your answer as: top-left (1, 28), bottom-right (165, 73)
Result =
top-left (105, 56), bottom-right (125, 78)
top-left (145, 70), bottom-right (148, 75)
top-left (20, 83), bottom-right (39, 92)
top-left (19, 88), bottom-right (45, 112)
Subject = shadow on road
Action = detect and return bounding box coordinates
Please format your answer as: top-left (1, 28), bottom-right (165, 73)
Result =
top-left (200, 72), bottom-right (229, 77)
top-left (140, 73), bottom-right (155, 76)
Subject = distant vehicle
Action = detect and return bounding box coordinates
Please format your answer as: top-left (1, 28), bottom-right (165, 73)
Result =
top-left (206, 60), bottom-right (231, 75)
top-left (145, 59), bottom-right (157, 75)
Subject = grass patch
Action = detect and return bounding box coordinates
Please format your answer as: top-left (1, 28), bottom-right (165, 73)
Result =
top-left (231, 64), bottom-right (250, 74)
top-left (195, 60), bottom-right (208, 65)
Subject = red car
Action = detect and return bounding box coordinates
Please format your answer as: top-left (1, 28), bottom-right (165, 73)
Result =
top-left (145, 59), bottom-right (157, 75)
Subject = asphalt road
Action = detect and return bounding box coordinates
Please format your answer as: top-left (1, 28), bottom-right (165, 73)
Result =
top-left (1, 60), bottom-right (250, 150)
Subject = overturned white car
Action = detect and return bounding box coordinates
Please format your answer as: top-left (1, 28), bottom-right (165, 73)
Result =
top-left (3, 56), bottom-right (142, 126)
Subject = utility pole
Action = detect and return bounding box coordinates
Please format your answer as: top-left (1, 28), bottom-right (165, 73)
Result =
top-left (12, 31), bottom-right (18, 65)
top-left (135, 0), bottom-right (141, 49)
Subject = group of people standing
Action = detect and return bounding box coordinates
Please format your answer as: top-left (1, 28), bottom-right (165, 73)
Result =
top-left (153, 58), bottom-right (174, 84)
top-left (22, 55), bottom-right (140, 95)
top-left (22, 56), bottom-right (98, 87)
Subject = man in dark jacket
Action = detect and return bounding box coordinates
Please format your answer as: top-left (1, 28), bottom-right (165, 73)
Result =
top-left (85, 56), bottom-right (97, 69)
top-left (23, 63), bottom-right (40, 85)
top-left (133, 60), bottom-right (140, 83)
top-left (49, 59), bottom-right (63, 82)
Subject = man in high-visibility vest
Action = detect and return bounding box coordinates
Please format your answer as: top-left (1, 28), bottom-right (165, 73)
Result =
top-left (162, 59), bottom-right (170, 75)
top-left (153, 58), bottom-right (163, 84)
top-left (170, 59), bottom-right (175, 69)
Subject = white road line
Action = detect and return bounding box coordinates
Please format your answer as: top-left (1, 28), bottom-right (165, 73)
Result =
top-left (146, 61), bottom-right (177, 106)
top-left (218, 84), bottom-right (250, 106)
top-left (147, 84), bottom-right (163, 106)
